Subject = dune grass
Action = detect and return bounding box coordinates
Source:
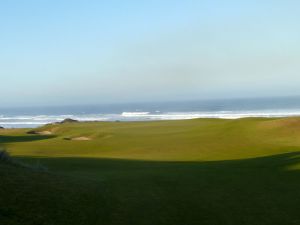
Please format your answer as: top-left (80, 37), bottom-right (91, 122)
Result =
top-left (2, 118), bottom-right (300, 224)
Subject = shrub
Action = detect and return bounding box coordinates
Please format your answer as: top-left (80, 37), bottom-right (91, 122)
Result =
top-left (0, 149), bottom-right (12, 163)
top-left (0, 148), bottom-right (48, 172)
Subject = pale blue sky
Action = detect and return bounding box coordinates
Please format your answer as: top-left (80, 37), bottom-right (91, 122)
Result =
top-left (1, 0), bottom-right (300, 106)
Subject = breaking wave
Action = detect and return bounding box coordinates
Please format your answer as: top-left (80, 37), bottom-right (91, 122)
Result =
top-left (121, 112), bottom-right (150, 117)
top-left (2, 110), bottom-right (300, 128)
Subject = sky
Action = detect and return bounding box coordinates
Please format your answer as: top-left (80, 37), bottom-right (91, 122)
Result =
top-left (1, 0), bottom-right (300, 107)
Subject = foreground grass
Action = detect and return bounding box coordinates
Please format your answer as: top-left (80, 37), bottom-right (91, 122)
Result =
top-left (0, 162), bottom-right (108, 225)
top-left (2, 118), bottom-right (300, 224)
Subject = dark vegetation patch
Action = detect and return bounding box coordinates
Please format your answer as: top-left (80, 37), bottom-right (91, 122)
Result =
top-left (0, 149), bottom-right (48, 172)
top-left (60, 118), bottom-right (79, 124)
top-left (0, 149), bottom-right (13, 164)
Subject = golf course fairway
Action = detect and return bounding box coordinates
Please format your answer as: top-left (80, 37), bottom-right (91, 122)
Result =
top-left (2, 117), bottom-right (300, 225)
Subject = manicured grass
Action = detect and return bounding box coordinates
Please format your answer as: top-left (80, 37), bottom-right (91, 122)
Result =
top-left (2, 118), bottom-right (300, 224)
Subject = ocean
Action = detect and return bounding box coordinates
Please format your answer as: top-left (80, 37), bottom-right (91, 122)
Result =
top-left (2, 96), bottom-right (300, 128)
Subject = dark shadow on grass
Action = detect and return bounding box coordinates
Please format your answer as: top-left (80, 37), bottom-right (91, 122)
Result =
top-left (10, 152), bottom-right (300, 225)
top-left (0, 135), bottom-right (55, 144)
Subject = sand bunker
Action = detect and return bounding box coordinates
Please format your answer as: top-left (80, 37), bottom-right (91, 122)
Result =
top-left (64, 136), bottom-right (92, 141)
top-left (38, 131), bottom-right (53, 135)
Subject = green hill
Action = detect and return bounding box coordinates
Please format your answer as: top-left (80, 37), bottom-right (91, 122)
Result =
top-left (2, 118), bottom-right (300, 225)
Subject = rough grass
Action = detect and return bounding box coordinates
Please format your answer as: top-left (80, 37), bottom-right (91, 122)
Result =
top-left (2, 118), bottom-right (300, 224)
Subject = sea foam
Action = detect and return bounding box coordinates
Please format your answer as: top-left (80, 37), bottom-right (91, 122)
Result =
top-left (2, 110), bottom-right (300, 128)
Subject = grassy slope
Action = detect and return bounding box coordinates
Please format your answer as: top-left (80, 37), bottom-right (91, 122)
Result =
top-left (2, 118), bottom-right (300, 224)
top-left (5, 117), bottom-right (300, 160)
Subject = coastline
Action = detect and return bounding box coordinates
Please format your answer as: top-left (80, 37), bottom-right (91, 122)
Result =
top-left (2, 110), bottom-right (300, 128)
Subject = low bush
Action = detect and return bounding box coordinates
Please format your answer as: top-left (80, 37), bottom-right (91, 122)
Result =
top-left (0, 149), bottom-right (13, 163)
top-left (0, 148), bottom-right (48, 172)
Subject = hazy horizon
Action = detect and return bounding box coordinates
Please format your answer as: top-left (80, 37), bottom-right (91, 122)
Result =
top-left (1, 95), bottom-right (300, 109)
top-left (2, 1), bottom-right (300, 107)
